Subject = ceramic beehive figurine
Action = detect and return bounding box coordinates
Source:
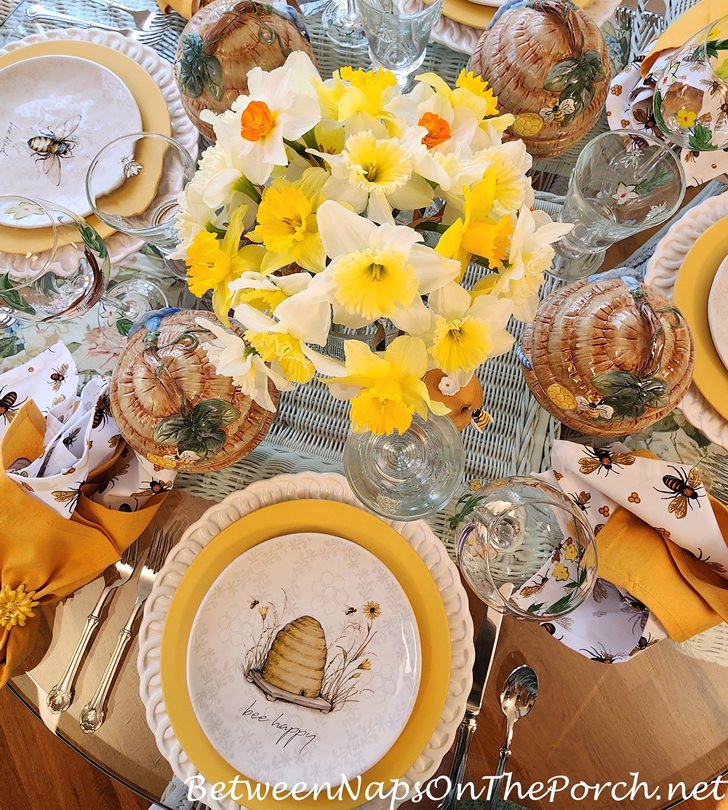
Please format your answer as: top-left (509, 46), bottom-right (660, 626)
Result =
top-left (249, 616), bottom-right (332, 712)
top-left (519, 276), bottom-right (694, 436)
top-left (175, 0), bottom-right (315, 142)
top-left (109, 309), bottom-right (275, 473)
top-left (469, 0), bottom-right (611, 158)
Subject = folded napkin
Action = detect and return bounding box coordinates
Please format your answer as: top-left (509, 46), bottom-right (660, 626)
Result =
top-left (156, 0), bottom-right (197, 18)
top-left (641, 0), bottom-right (724, 77)
top-left (0, 346), bottom-right (175, 686)
top-left (607, 5), bottom-right (728, 186)
top-left (518, 440), bottom-right (728, 663)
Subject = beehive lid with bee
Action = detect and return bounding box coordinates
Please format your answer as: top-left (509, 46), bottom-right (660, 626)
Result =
top-left (109, 309), bottom-right (275, 473)
top-left (519, 275), bottom-right (694, 435)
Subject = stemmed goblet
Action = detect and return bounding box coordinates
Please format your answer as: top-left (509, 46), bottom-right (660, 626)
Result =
top-left (321, 0), bottom-right (367, 48)
top-left (456, 476), bottom-right (597, 620)
top-left (85, 132), bottom-right (196, 280)
top-left (0, 195), bottom-right (166, 342)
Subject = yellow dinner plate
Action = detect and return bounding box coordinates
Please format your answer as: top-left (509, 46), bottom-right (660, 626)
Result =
top-left (0, 40), bottom-right (171, 254)
top-left (161, 499), bottom-right (451, 810)
top-left (673, 216), bottom-right (728, 422)
top-left (442, 0), bottom-right (494, 30)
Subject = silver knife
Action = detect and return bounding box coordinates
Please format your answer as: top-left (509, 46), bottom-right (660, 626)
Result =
top-left (437, 586), bottom-right (512, 810)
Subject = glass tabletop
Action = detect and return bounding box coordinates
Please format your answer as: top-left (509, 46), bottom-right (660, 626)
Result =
top-left (1, 0), bottom-right (727, 808)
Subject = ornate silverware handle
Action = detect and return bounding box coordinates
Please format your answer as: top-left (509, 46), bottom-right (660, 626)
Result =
top-left (436, 714), bottom-right (478, 810)
top-left (79, 599), bottom-right (143, 733)
top-left (486, 744), bottom-right (513, 810)
top-left (47, 587), bottom-right (111, 714)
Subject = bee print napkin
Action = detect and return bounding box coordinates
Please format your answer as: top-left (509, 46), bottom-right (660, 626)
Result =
top-left (0, 344), bottom-right (175, 518)
top-left (528, 440), bottom-right (728, 663)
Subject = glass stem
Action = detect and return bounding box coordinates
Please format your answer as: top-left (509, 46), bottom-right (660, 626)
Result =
top-left (345, 0), bottom-right (358, 21)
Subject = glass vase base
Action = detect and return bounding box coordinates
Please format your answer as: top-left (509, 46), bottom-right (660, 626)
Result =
top-left (546, 249), bottom-right (606, 283)
top-left (321, 1), bottom-right (367, 47)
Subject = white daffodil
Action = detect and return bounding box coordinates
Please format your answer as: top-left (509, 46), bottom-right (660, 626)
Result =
top-left (310, 129), bottom-right (434, 224)
top-left (474, 206), bottom-right (572, 322)
top-left (196, 318), bottom-right (292, 412)
top-left (424, 282), bottom-right (514, 387)
top-left (227, 270), bottom-right (314, 316)
top-left (309, 200), bottom-right (459, 334)
top-left (201, 51), bottom-right (322, 186)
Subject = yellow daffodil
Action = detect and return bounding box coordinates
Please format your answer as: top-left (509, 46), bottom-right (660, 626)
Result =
top-left (416, 69), bottom-right (499, 122)
top-left (309, 200), bottom-right (459, 333)
top-left (436, 182), bottom-right (515, 280)
top-left (228, 270), bottom-right (313, 316)
top-left (201, 51), bottom-right (321, 185)
top-left (318, 66), bottom-right (398, 128)
top-left (312, 130), bottom-right (433, 224)
top-left (317, 335), bottom-right (450, 435)
top-left (185, 205), bottom-right (266, 326)
top-left (482, 142), bottom-right (532, 214)
top-left (196, 317), bottom-right (292, 411)
top-left (251, 167), bottom-right (327, 274)
top-left (0, 583), bottom-right (39, 628)
top-left (425, 282), bottom-right (514, 386)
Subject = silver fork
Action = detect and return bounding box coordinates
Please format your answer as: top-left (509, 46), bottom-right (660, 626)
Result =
top-left (79, 527), bottom-right (176, 733)
top-left (98, 0), bottom-right (158, 30)
top-left (24, 5), bottom-right (164, 44)
top-left (47, 542), bottom-right (140, 715)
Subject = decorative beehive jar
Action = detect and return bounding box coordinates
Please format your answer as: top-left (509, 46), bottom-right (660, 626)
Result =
top-left (469, 0), bottom-right (611, 158)
top-left (519, 276), bottom-right (694, 436)
top-left (109, 309), bottom-right (275, 473)
top-left (174, 0), bottom-right (315, 142)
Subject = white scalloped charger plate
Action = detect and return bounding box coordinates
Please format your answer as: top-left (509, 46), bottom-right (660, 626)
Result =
top-left (0, 28), bottom-right (198, 273)
top-left (645, 190), bottom-right (728, 451)
top-left (138, 472), bottom-right (474, 810)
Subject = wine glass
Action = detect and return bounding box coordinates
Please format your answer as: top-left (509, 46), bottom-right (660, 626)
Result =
top-left (321, 0), bottom-right (367, 48)
top-left (548, 130), bottom-right (686, 282)
top-left (343, 412), bottom-right (464, 520)
top-left (456, 476), bottom-right (597, 619)
top-left (0, 195), bottom-right (167, 342)
top-left (86, 132), bottom-right (196, 279)
top-left (653, 15), bottom-right (728, 151)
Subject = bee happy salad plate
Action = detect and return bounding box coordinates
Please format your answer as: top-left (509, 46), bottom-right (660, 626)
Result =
top-left (0, 54), bottom-right (142, 227)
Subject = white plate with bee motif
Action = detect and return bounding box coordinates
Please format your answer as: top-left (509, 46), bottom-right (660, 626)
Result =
top-left (186, 531), bottom-right (421, 788)
top-left (0, 54), bottom-right (142, 228)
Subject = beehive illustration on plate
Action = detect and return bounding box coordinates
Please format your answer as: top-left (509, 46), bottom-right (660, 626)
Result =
top-left (248, 615), bottom-right (333, 713)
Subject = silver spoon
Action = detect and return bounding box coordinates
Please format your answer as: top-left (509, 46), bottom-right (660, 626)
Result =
top-left (487, 664), bottom-right (539, 810)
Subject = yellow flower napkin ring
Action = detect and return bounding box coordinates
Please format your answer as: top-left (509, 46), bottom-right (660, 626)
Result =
top-left (0, 583), bottom-right (40, 629)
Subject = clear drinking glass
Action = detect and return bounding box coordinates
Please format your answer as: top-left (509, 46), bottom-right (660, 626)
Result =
top-left (456, 476), bottom-right (597, 620)
top-left (86, 132), bottom-right (196, 278)
top-left (653, 15), bottom-right (728, 151)
top-left (321, 0), bottom-right (367, 48)
top-left (343, 412), bottom-right (464, 520)
top-left (358, 0), bottom-right (443, 89)
top-left (0, 195), bottom-right (166, 342)
top-left (548, 129), bottom-right (685, 282)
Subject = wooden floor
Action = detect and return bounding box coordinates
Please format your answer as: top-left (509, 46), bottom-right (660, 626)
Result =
top-left (0, 687), bottom-right (148, 810)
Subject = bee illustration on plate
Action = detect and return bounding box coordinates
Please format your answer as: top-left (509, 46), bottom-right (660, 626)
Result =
top-left (539, 98), bottom-right (576, 123)
top-left (575, 395), bottom-right (614, 420)
top-left (0, 387), bottom-right (24, 424)
top-left (654, 465), bottom-right (704, 519)
top-left (692, 547), bottom-right (727, 575)
top-left (344, 606), bottom-right (357, 615)
top-left (250, 599), bottom-right (260, 609)
top-left (520, 574), bottom-right (549, 598)
top-left (629, 634), bottom-right (658, 656)
top-left (569, 490), bottom-right (592, 513)
top-left (580, 643), bottom-right (619, 664)
top-left (578, 446), bottom-right (635, 476)
top-left (49, 363), bottom-right (69, 392)
top-left (27, 116), bottom-right (82, 186)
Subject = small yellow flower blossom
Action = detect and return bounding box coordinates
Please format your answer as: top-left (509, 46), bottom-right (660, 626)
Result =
top-left (186, 205), bottom-right (266, 325)
top-left (676, 108), bottom-right (696, 129)
top-left (417, 70), bottom-right (499, 122)
top-left (469, 480), bottom-right (481, 491)
top-left (245, 330), bottom-right (315, 384)
top-left (0, 584), bottom-right (39, 628)
top-left (564, 541), bottom-right (579, 562)
top-left (259, 605), bottom-right (269, 619)
top-left (553, 563), bottom-right (569, 582)
top-left (547, 383), bottom-right (577, 411)
top-left (358, 658), bottom-right (371, 670)
top-left (146, 453), bottom-right (180, 470)
top-left (251, 168), bottom-right (328, 275)
top-left (318, 66), bottom-right (398, 124)
top-left (363, 601), bottom-right (381, 620)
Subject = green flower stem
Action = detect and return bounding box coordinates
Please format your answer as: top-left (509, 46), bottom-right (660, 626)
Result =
top-left (233, 176), bottom-right (262, 204)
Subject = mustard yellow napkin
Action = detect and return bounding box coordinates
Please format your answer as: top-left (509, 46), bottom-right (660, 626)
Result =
top-left (0, 403), bottom-right (168, 687)
top-left (157, 0), bottom-right (197, 18)
top-left (596, 500), bottom-right (728, 641)
top-left (641, 0), bottom-right (725, 76)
